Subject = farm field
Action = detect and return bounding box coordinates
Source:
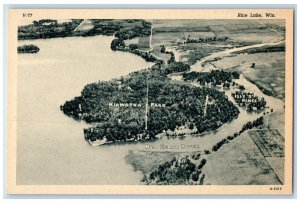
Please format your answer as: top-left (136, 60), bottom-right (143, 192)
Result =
top-left (248, 129), bottom-right (284, 184)
top-left (221, 32), bottom-right (280, 44)
top-left (248, 129), bottom-right (284, 157)
top-left (137, 36), bottom-right (151, 51)
top-left (202, 130), bottom-right (283, 185)
top-left (152, 19), bottom-right (283, 29)
top-left (151, 31), bottom-right (183, 46)
top-left (263, 110), bottom-right (285, 136)
top-left (150, 19), bottom-right (284, 64)
top-left (151, 31), bottom-right (182, 60)
top-left (152, 20), bottom-right (284, 42)
top-left (267, 157), bottom-right (284, 184)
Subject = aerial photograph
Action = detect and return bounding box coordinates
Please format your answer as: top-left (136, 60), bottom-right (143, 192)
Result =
top-left (16, 18), bottom-right (285, 185)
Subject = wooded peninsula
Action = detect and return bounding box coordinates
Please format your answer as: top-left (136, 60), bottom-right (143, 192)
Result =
top-left (61, 62), bottom-right (239, 143)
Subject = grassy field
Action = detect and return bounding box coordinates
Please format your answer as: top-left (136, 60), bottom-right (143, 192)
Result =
top-left (125, 150), bottom-right (192, 174)
top-left (151, 31), bottom-right (183, 46)
top-left (267, 157), bottom-right (284, 184)
top-left (150, 31), bottom-right (183, 61)
top-left (212, 52), bottom-right (285, 100)
top-left (151, 46), bottom-right (171, 61)
top-left (224, 32), bottom-right (280, 44)
top-left (179, 44), bottom-right (226, 65)
top-left (202, 131), bottom-right (283, 185)
top-left (124, 37), bottom-right (139, 46)
top-left (186, 31), bottom-right (216, 39)
top-left (138, 36), bottom-right (151, 51)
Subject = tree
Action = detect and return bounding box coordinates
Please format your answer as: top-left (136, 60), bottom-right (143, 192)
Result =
top-left (33, 21), bottom-right (39, 26)
top-left (191, 172), bottom-right (200, 181)
top-left (167, 52), bottom-right (175, 64)
top-left (111, 38), bottom-right (125, 51)
top-left (198, 159), bottom-right (207, 169)
top-left (129, 43), bottom-right (138, 50)
top-left (161, 45), bottom-right (166, 53)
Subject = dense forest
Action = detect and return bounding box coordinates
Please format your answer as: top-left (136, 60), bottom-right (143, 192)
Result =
top-left (61, 63), bottom-right (239, 143)
top-left (183, 69), bottom-right (240, 86)
top-left (18, 19), bottom-right (82, 40)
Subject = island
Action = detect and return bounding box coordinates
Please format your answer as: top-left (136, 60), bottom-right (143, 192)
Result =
top-left (17, 44), bottom-right (40, 53)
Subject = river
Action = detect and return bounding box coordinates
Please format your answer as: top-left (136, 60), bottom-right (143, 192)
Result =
top-left (17, 35), bottom-right (285, 185)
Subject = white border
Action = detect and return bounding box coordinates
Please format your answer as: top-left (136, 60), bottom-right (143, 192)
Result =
top-left (1, 0), bottom-right (299, 202)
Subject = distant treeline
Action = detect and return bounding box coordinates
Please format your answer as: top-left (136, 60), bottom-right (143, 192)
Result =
top-left (17, 44), bottom-right (40, 53)
top-left (18, 19), bottom-right (82, 40)
top-left (153, 26), bottom-right (211, 33)
top-left (18, 19), bottom-right (151, 40)
top-left (186, 36), bottom-right (228, 43)
top-left (86, 19), bottom-right (151, 40)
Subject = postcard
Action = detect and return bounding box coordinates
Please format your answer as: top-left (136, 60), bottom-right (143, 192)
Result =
top-left (6, 8), bottom-right (294, 194)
